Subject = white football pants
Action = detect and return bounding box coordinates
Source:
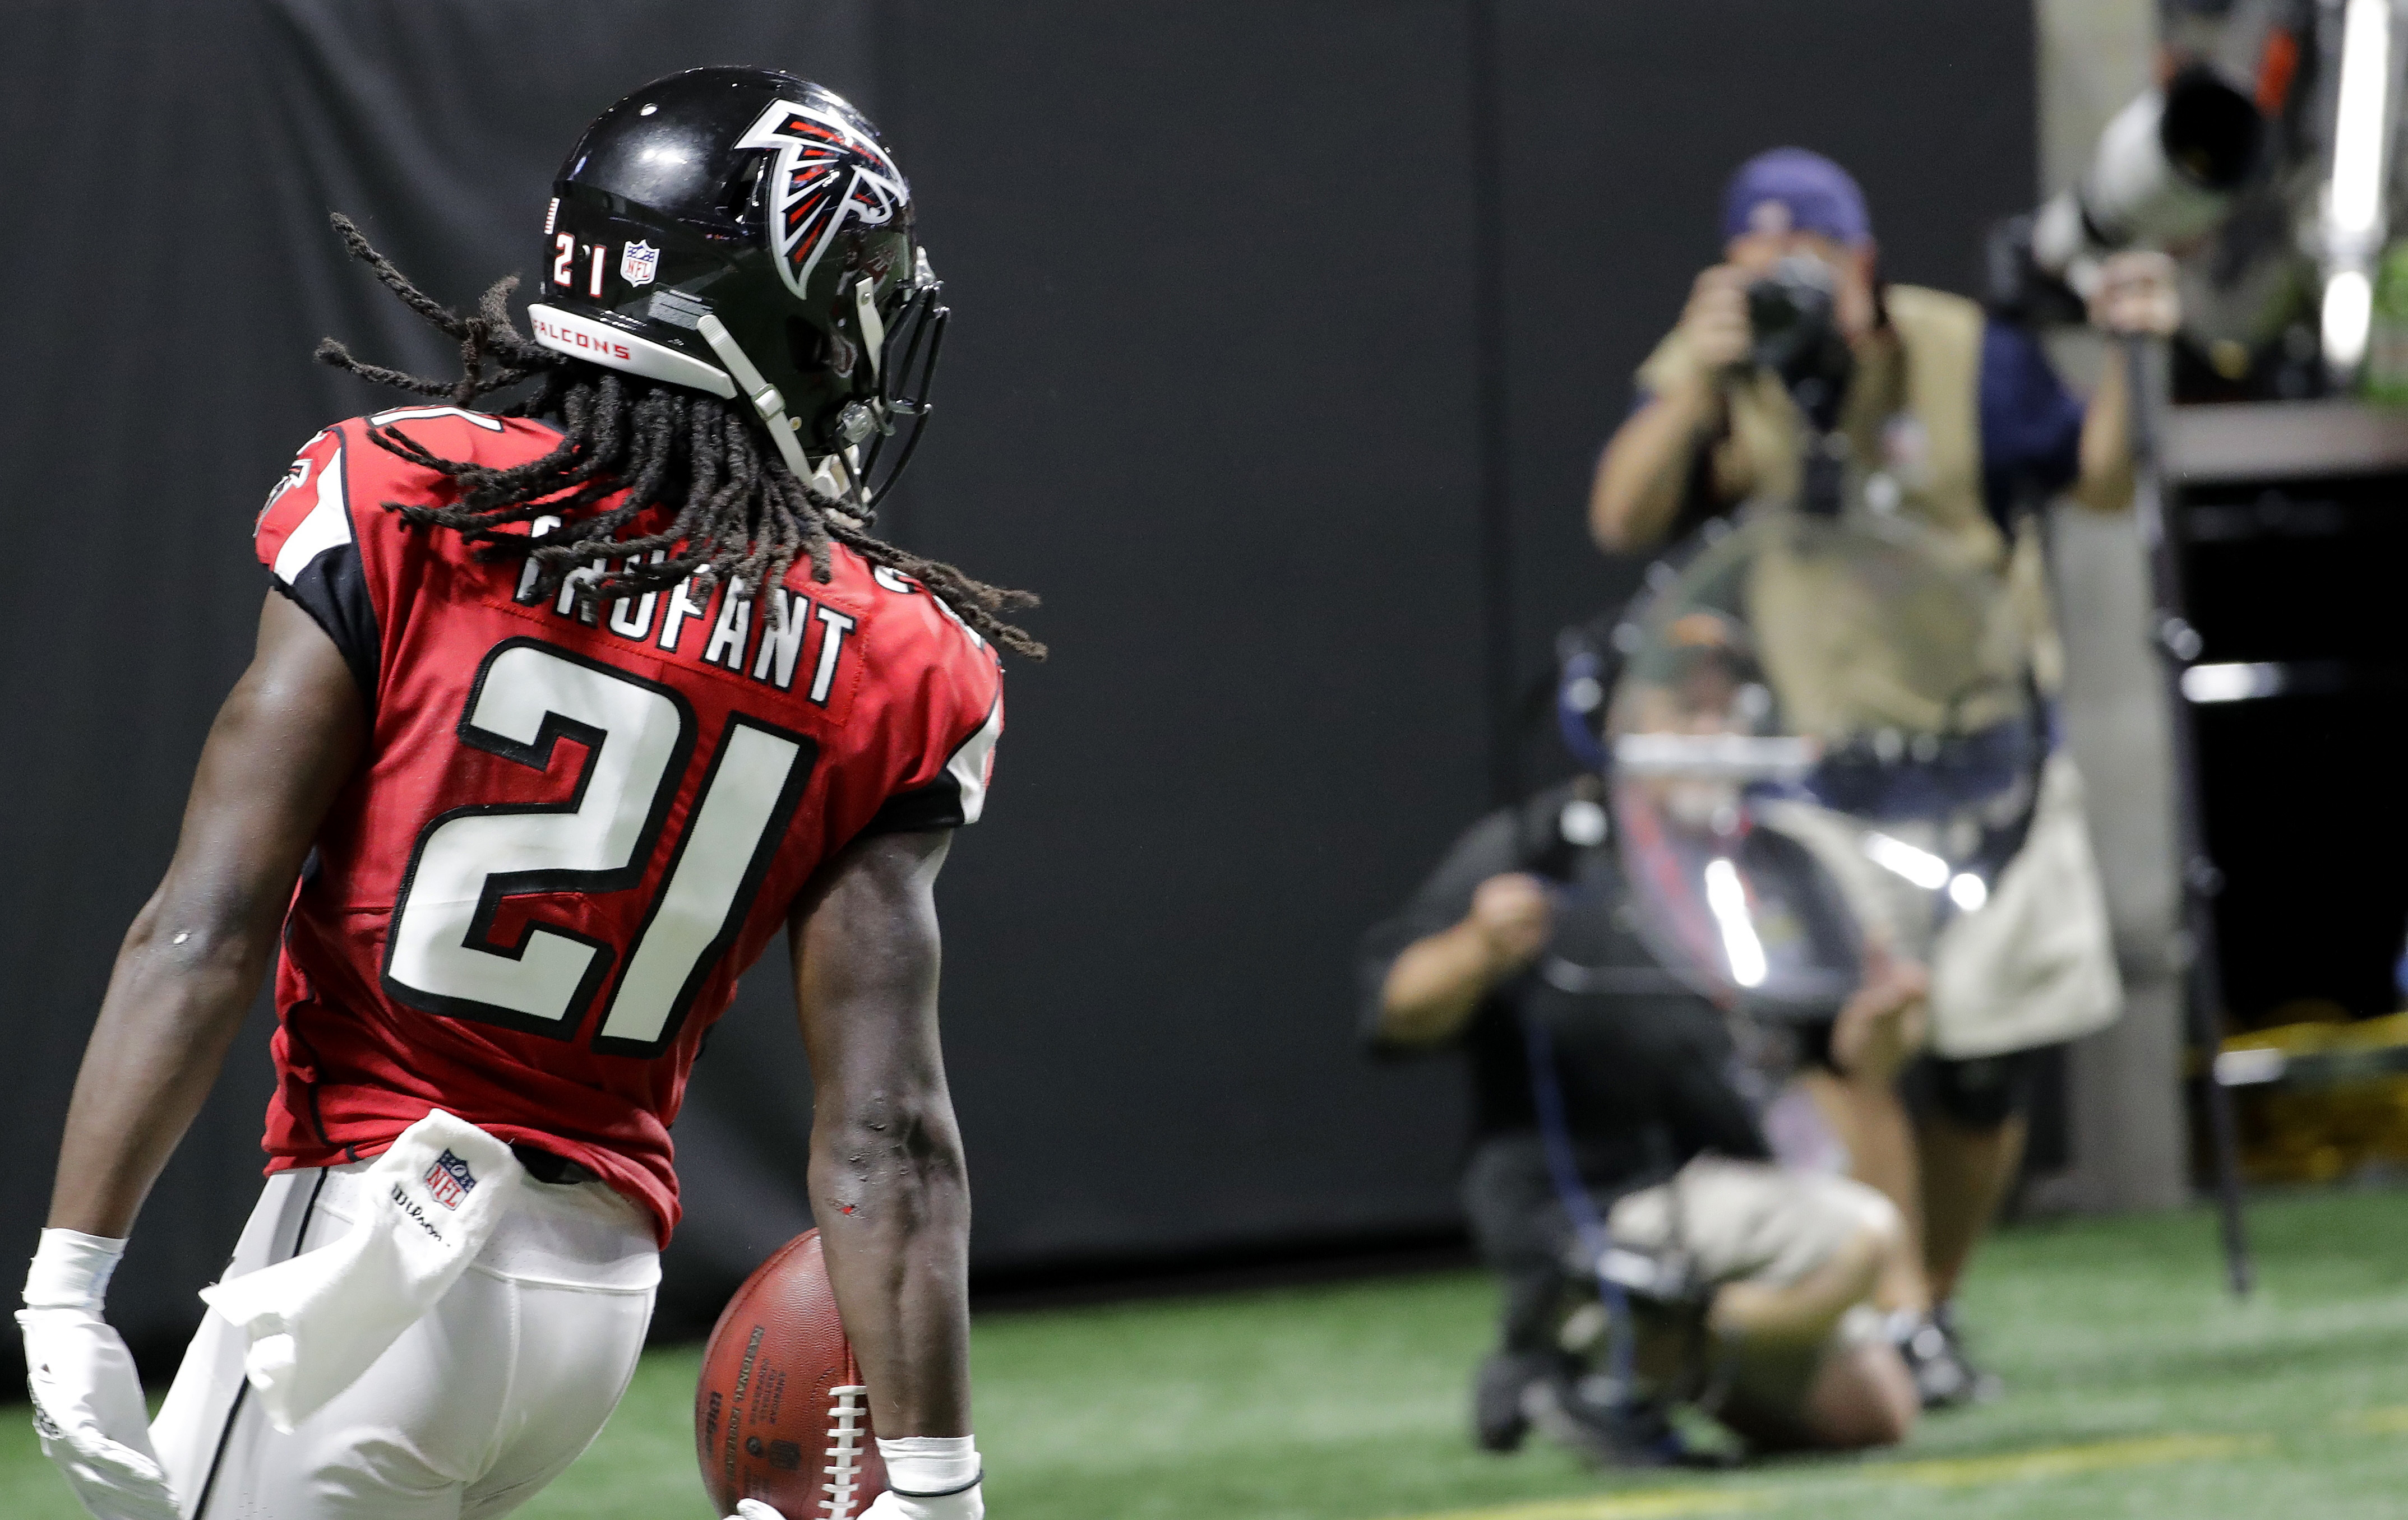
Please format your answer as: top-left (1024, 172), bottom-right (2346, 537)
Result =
top-left (150, 1161), bottom-right (659, 1519)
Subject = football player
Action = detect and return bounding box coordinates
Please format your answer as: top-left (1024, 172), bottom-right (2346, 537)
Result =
top-left (17, 68), bottom-right (1029, 1520)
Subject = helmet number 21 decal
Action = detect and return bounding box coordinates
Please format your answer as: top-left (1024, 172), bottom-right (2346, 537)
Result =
top-left (552, 232), bottom-right (659, 296)
top-left (736, 99), bottom-right (908, 301)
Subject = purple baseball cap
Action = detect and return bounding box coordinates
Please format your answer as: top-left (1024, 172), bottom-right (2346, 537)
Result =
top-left (1721, 147), bottom-right (1871, 245)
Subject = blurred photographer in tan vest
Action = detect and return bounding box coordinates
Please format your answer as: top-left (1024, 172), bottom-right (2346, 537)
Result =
top-left (1589, 147), bottom-right (2178, 1409)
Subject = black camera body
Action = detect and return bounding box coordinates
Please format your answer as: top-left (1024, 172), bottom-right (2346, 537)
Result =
top-left (1746, 256), bottom-right (1856, 434)
top-left (1745, 256), bottom-right (1856, 514)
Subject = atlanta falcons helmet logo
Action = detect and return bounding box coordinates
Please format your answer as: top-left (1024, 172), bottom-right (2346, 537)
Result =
top-left (737, 98), bottom-right (909, 302)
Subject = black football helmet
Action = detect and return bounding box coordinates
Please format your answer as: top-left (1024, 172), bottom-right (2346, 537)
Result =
top-left (526, 67), bottom-right (946, 508)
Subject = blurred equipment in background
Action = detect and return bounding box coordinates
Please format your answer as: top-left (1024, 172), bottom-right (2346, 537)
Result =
top-left (2156, 406), bottom-right (2408, 1019)
top-left (1993, 63), bottom-right (2264, 328)
top-left (2003, 0), bottom-right (2408, 401)
top-left (1986, 15), bottom-right (2267, 1295)
top-left (1601, 513), bottom-right (2092, 1056)
top-left (2218, 1005), bottom-right (2408, 1184)
top-left (2146, 2), bottom-right (2408, 1059)
top-left (1994, 0), bottom-right (2408, 1289)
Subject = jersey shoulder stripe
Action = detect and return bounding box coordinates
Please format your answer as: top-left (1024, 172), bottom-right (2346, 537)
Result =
top-left (843, 564), bottom-right (1007, 839)
top-left (253, 411), bottom-right (567, 701)
top-left (255, 425), bottom-right (378, 702)
top-left (862, 689), bottom-right (1002, 834)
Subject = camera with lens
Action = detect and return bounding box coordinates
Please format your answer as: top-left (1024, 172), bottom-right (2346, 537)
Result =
top-left (1986, 64), bottom-right (2260, 326)
top-left (1746, 255), bottom-right (1855, 433)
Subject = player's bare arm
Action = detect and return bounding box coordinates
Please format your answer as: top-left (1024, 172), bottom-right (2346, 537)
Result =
top-left (21, 592), bottom-right (359, 1520)
top-left (790, 829), bottom-right (972, 1439)
top-left (48, 592), bottom-right (364, 1238)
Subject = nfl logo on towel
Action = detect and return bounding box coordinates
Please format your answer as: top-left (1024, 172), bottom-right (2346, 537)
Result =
top-left (424, 1150), bottom-right (478, 1211)
top-left (620, 239), bottom-right (659, 287)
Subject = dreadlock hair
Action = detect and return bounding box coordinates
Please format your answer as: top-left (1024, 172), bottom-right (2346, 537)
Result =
top-left (314, 213), bottom-right (1044, 660)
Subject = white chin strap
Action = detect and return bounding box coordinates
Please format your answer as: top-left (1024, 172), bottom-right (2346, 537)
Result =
top-left (695, 314), bottom-right (850, 503)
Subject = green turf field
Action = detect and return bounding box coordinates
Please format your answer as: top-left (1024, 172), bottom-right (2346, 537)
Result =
top-left (8, 1185), bottom-right (2408, 1519)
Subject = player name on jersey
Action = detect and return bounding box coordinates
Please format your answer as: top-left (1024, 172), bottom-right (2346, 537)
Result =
top-left (513, 525), bottom-right (883, 707)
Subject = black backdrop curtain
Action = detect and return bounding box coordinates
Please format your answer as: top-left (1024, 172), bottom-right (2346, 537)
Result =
top-left (0, 0), bottom-right (2031, 1376)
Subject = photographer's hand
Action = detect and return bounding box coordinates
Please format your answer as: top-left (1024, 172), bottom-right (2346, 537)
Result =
top-left (2087, 250), bottom-right (2180, 338)
top-left (1831, 939), bottom-right (1930, 1087)
top-left (1377, 874), bottom-right (1553, 1046)
top-left (1468, 873), bottom-right (1554, 968)
top-left (2074, 250), bottom-right (2179, 512)
top-left (1590, 266), bottom-right (1747, 552)
top-left (1678, 264), bottom-right (1754, 369)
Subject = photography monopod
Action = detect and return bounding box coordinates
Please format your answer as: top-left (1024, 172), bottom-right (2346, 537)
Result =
top-left (2124, 331), bottom-right (2254, 1298)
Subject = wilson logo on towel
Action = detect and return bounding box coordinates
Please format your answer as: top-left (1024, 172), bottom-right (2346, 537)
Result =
top-left (423, 1150), bottom-right (478, 1211)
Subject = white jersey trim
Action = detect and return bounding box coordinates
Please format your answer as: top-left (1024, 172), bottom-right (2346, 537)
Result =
top-left (272, 437), bottom-right (353, 584)
top-left (945, 694), bottom-right (1003, 825)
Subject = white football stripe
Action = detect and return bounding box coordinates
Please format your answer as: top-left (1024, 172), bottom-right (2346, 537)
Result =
top-left (368, 406), bottom-right (506, 430)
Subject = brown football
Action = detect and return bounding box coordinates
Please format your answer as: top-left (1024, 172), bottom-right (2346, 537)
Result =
top-left (696, 1229), bottom-right (888, 1519)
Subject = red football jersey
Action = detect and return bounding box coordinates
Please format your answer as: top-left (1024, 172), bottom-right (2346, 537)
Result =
top-left (250, 406), bottom-right (1003, 1243)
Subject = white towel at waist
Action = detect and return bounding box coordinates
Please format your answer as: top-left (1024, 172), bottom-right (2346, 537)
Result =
top-left (198, 1110), bottom-right (526, 1433)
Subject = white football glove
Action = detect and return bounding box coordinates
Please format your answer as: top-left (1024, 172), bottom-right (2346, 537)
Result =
top-left (18, 1230), bottom-right (179, 1520)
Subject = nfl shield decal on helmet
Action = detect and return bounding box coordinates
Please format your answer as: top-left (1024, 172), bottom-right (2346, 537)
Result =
top-left (620, 239), bottom-right (660, 288)
top-left (736, 98), bottom-right (908, 300)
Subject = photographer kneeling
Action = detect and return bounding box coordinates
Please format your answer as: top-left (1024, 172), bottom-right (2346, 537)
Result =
top-left (1361, 779), bottom-right (1925, 1461)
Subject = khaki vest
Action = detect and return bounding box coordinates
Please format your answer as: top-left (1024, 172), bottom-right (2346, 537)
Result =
top-left (1635, 284), bottom-right (2065, 713)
